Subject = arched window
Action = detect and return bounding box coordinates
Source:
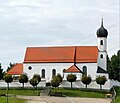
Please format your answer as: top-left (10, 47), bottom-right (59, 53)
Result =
top-left (28, 66), bottom-right (32, 70)
top-left (41, 69), bottom-right (45, 78)
top-left (100, 40), bottom-right (103, 45)
top-left (63, 69), bottom-right (66, 73)
top-left (63, 69), bottom-right (66, 78)
top-left (52, 69), bottom-right (56, 78)
top-left (100, 54), bottom-right (103, 58)
top-left (82, 66), bottom-right (87, 75)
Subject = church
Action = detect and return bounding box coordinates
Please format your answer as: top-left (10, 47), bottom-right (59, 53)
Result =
top-left (8, 19), bottom-right (109, 86)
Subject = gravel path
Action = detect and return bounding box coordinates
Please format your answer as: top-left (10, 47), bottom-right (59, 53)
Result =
top-left (16, 95), bottom-right (111, 103)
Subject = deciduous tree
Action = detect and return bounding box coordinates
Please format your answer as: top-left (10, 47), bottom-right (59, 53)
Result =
top-left (29, 78), bottom-right (39, 93)
top-left (81, 75), bottom-right (92, 89)
top-left (4, 74), bottom-right (13, 90)
top-left (66, 74), bottom-right (77, 88)
top-left (19, 74), bottom-right (28, 88)
top-left (96, 75), bottom-right (107, 90)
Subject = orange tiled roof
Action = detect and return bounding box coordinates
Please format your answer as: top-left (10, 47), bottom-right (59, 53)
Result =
top-left (65, 65), bottom-right (81, 73)
top-left (76, 46), bottom-right (98, 62)
top-left (7, 63), bottom-right (23, 75)
top-left (24, 46), bottom-right (98, 63)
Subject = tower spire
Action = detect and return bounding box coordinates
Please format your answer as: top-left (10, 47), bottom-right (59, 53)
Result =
top-left (101, 18), bottom-right (103, 27)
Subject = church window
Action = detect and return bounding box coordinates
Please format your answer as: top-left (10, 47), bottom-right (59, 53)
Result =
top-left (82, 66), bottom-right (87, 75)
top-left (28, 66), bottom-right (32, 70)
top-left (52, 69), bottom-right (56, 78)
top-left (100, 40), bottom-right (103, 45)
top-left (41, 69), bottom-right (45, 78)
top-left (100, 54), bottom-right (103, 58)
top-left (63, 69), bottom-right (66, 78)
top-left (63, 69), bottom-right (66, 72)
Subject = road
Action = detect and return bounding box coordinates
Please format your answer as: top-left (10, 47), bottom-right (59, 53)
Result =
top-left (16, 95), bottom-right (111, 103)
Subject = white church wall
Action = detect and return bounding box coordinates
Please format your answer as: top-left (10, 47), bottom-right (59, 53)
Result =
top-left (23, 63), bottom-right (73, 82)
top-left (76, 63), bottom-right (97, 80)
top-left (97, 52), bottom-right (107, 71)
top-left (97, 37), bottom-right (107, 51)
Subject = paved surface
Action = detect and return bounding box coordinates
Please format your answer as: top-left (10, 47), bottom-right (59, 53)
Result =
top-left (16, 95), bottom-right (111, 103)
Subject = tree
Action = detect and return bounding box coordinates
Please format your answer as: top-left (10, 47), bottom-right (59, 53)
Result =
top-left (32, 74), bottom-right (41, 89)
top-left (66, 74), bottom-right (77, 88)
top-left (19, 74), bottom-right (28, 88)
top-left (29, 74), bottom-right (41, 93)
top-left (29, 78), bottom-right (39, 93)
top-left (0, 63), bottom-right (5, 80)
top-left (96, 75), bottom-right (107, 90)
top-left (7, 63), bottom-right (15, 72)
top-left (4, 74), bottom-right (13, 90)
top-left (33, 74), bottom-right (41, 83)
top-left (107, 50), bottom-right (120, 81)
top-left (81, 75), bottom-right (92, 89)
top-left (56, 74), bottom-right (63, 83)
top-left (51, 76), bottom-right (60, 89)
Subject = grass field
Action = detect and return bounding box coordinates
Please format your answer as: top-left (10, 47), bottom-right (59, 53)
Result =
top-left (0, 88), bottom-right (39, 103)
top-left (0, 88), bottom-right (40, 96)
top-left (0, 87), bottom-right (111, 103)
top-left (51, 88), bottom-right (109, 98)
top-left (0, 97), bottom-right (25, 103)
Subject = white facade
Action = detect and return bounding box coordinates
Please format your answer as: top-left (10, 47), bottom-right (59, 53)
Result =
top-left (23, 62), bottom-right (98, 82)
top-left (24, 63), bottom-right (73, 82)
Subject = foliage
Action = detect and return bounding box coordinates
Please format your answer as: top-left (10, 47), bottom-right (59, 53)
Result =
top-left (6, 62), bottom-right (15, 72)
top-left (19, 74), bottom-right (28, 88)
top-left (81, 75), bottom-right (92, 89)
top-left (51, 76), bottom-right (60, 88)
top-left (33, 74), bottom-right (41, 83)
top-left (51, 74), bottom-right (63, 88)
top-left (107, 50), bottom-right (120, 81)
top-left (29, 74), bottom-right (41, 94)
top-left (29, 78), bottom-right (39, 87)
top-left (0, 63), bottom-right (5, 80)
top-left (56, 73), bottom-right (63, 83)
top-left (46, 82), bottom-right (51, 86)
top-left (114, 87), bottom-right (120, 103)
top-left (96, 75), bottom-right (107, 90)
top-left (3, 74), bottom-right (13, 90)
top-left (67, 74), bottom-right (77, 88)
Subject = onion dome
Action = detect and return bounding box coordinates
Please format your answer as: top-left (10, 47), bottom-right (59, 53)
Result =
top-left (96, 18), bottom-right (108, 37)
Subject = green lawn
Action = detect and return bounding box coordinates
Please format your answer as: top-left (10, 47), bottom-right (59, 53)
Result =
top-left (0, 97), bottom-right (25, 103)
top-left (0, 87), bottom-right (110, 101)
top-left (51, 88), bottom-right (109, 98)
top-left (0, 88), bottom-right (40, 96)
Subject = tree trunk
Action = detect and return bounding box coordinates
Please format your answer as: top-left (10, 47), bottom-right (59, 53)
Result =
top-left (7, 83), bottom-right (9, 90)
top-left (71, 82), bottom-right (72, 88)
top-left (100, 85), bottom-right (102, 90)
top-left (22, 83), bottom-right (24, 88)
top-left (86, 84), bottom-right (87, 90)
top-left (33, 86), bottom-right (34, 94)
top-left (36, 85), bottom-right (37, 90)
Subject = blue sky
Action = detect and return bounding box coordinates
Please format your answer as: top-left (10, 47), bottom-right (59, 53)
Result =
top-left (0, 0), bottom-right (119, 70)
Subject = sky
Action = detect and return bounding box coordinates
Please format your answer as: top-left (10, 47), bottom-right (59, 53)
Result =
top-left (0, 0), bottom-right (119, 70)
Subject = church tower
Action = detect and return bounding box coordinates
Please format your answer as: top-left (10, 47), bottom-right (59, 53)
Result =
top-left (96, 18), bottom-right (108, 73)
